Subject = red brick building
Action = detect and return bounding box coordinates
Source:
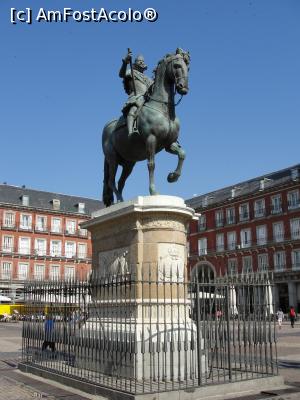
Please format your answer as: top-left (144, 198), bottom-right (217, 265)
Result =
top-left (186, 164), bottom-right (300, 312)
top-left (0, 184), bottom-right (102, 301)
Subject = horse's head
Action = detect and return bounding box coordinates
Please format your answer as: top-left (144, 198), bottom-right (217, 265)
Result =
top-left (166, 48), bottom-right (190, 95)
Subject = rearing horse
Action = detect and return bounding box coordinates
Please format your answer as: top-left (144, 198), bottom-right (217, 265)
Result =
top-left (102, 49), bottom-right (190, 207)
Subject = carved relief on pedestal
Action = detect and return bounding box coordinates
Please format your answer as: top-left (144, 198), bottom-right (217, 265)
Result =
top-left (141, 215), bottom-right (186, 233)
top-left (97, 247), bottom-right (130, 277)
top-left (158, 243), bottom-right (185, 282)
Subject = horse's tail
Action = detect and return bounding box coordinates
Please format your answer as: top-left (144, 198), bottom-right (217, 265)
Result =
top-left (102, 158), bottom-right (113, 207)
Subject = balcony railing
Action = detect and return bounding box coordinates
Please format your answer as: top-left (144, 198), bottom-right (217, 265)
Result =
top-left (215, 219), bottom-right (224, 228)
top-left (1, 222), bottom-right (88, 238)
top-left (273, 233), bottom-right (285, 243)
top-left (189, 233), bottom-right (300, 257)
top-left (226, 217), bottom-right (235, 225)
top-left (274, 264), bottom-right (286, 272)
top-left (271, 205), bottom-right (282, 215)
top-left (292, 262), bottom-right (300, 271)
top-left (288, 200), bottom-right (300, 210)
top-left (35, 226), bottom-right (48, 233)
top-left (254, 208), bottom-right (266, 218)
top-left (198, 223), bottom-right (206, 231)
top-left (240, 240), bottom-right (251, 248)
top-left (0, 246), bottom-right (91, 260)
top-left (239, 212), bottom-right (249, 221)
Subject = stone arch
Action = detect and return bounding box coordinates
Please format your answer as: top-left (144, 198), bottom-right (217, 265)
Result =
top-left (190, 261), bottom-right (216, 283)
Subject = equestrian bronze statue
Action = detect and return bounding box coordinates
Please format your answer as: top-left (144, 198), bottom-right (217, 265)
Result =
top-left (102, 48), bottom-right (190, 207)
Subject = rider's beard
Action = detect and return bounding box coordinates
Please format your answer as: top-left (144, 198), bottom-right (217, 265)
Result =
top-left (134, 64), bottom-right (147, 73)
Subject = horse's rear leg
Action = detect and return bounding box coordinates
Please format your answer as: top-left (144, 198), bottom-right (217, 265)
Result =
top-left (146, 134), bottom-right (158, 195)
top-left (165, 141), bottom-right (186, 183)
top-left (118, 161), bottom-right (135, 198)
top-left (108, 156), bottom-right (123, 202)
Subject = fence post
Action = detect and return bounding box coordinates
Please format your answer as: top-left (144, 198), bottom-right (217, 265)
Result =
top-left (226, 284), bottom-right (232, 382)
top-left (196, 277), bottom-right (202, 386)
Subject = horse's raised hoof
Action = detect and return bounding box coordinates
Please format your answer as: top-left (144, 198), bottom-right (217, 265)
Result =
top-left (167, 172), bottom-right (180, 183)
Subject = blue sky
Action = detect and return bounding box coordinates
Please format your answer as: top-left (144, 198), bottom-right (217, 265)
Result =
top-left (0, 0), bottom-right (299, 201)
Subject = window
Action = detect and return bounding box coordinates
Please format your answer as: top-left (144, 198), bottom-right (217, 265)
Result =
top-left (273, 222), bottom-right (284, 242)
top-left (18, 237), bottom-right (31, 255)
top-left (22, 195), bottom-right (29, 206)
top-left (78, 203), bottom-right (85, 214)
top-left (78, 222), bottom-right (88, 237)
top-left (1, 262), bottom-right (12, 279)
top-left (254, 199), bottom-right (265, 218)
top-left (258, 254), bottom-right (268, 272)
top-left (34, 264), bottom-right (45, 280)
top-left (215, 210), bottom-right (224, 227)
top-left (198, 238), bottom-right (207, 255)
top-left (51, 218), bottom-right (62, 233)
top-left (20, 214), bottom-right (32, 230)
top-left (50, 240), bottom-right (62, 257)
top-left (18, 263), bottom-right (29, 280)
top-left (228, 258), bottom-right (237, 275)
top-left (66, 220), bottom-right (76, 234)
top-left (239, 203), bottom-right (249, 221)
top-left (50, 265), bottom-right (60, 280)
top-left (274, 251), bottom-right (286, 272)
top-left (52, 199), bottom-right (60, 210)
top-left (65, 242), bottom-right (76, 258)
top-left (226, 207), bottom-right (235, 225)
top-left (227, 231), bottom-right (236, 250)
top-left (3, 212), bottom-right (15, 228)
top-left (292, 250), bottom-right (300, 271)
top-left (288, 190), bottom-right (300, 210)
top-left (216, 233), bottom-right (224, 252)
top-left (34, 239), bottom-right (47, 256)
top-left (271, 195), bottom-right (282, 214)
top-left (78, 243), bottom-right (87, 259)
top-left (256, 225), bottom-right (267, 245)
top-left (290, 218), bottom-right (300, 240)
top-left (2, 236), bottom-right (13, 253)
top-left (240, 228), bottom-right (251, 248)
top-left (65, 265), bottom-right (75, 280)
top-left (198, 215), bottom-right (206, 231)
top-left (36, 216), bottom-right (47, 232)
top-left (242, 256), bottom-right (253, 273)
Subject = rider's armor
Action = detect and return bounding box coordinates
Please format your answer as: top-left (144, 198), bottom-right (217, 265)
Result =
top-left (119, 54), bottom-right (153, 136)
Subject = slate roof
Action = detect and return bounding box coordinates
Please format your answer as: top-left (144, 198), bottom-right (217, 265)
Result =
top-left (186, 164), bottom-right (300, 210)
top-left (0, 184), bottom-right (103, 216)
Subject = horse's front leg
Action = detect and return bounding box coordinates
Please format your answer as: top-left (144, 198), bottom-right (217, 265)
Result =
top-left (146, 134), bottom-right (158, 195)
top-left (165, 141), bottom-right (186, 183)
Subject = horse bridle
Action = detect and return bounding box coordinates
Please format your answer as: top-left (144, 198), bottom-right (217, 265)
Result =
top-left (146, 54), bottom-right (188, 107)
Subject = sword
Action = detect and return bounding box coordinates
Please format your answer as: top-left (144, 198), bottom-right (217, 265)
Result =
top-left (128, 48), bottom-right (137, 96)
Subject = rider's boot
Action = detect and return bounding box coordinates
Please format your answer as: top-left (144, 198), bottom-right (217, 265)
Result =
top-left (127, 113), bottom-right (138, 137)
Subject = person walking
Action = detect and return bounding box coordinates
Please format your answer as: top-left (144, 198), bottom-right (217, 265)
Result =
top-left (42, 314), bottom-right (55, 352)
top-left (276, 308), bottom-right (284, 329)
top-left (289, 306), bottom-right (296, 328)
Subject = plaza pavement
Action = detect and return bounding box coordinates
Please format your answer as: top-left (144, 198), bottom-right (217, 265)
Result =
top-left (0, 321), bottom-right (299, 400)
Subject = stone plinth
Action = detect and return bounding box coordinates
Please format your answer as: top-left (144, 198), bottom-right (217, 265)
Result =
top-left (80, 196), bottom-right (204, 380)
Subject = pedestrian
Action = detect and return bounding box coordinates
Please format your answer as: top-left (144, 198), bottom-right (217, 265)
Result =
top-left (276, 308), bottom-right (284, 329)
top-left (289, 306), bottom-right (296, 328)
top-left (42, 314), bottom-right (55, 352)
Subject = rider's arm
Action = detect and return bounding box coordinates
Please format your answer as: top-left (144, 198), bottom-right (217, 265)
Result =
top-left (119, 60), bottom-right (128, 79)
top-left (119, 52), bottom-right (132, 78)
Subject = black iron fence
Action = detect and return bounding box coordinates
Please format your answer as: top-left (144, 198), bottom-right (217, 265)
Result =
top-left (21, 270), bottom-right (277, 394)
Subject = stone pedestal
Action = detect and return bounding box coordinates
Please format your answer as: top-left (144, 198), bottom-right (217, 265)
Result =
top-left (80, 196), bottom-right (204, 381)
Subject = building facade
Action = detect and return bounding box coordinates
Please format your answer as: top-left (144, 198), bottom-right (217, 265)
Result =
top-left (0, 184), bottom-right (102, 301)
top-left (186, 164), bottom-right (300, 313)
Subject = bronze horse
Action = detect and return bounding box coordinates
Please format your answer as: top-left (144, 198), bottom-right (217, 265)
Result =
top-left (102, 49), bottom-right (190, 207)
